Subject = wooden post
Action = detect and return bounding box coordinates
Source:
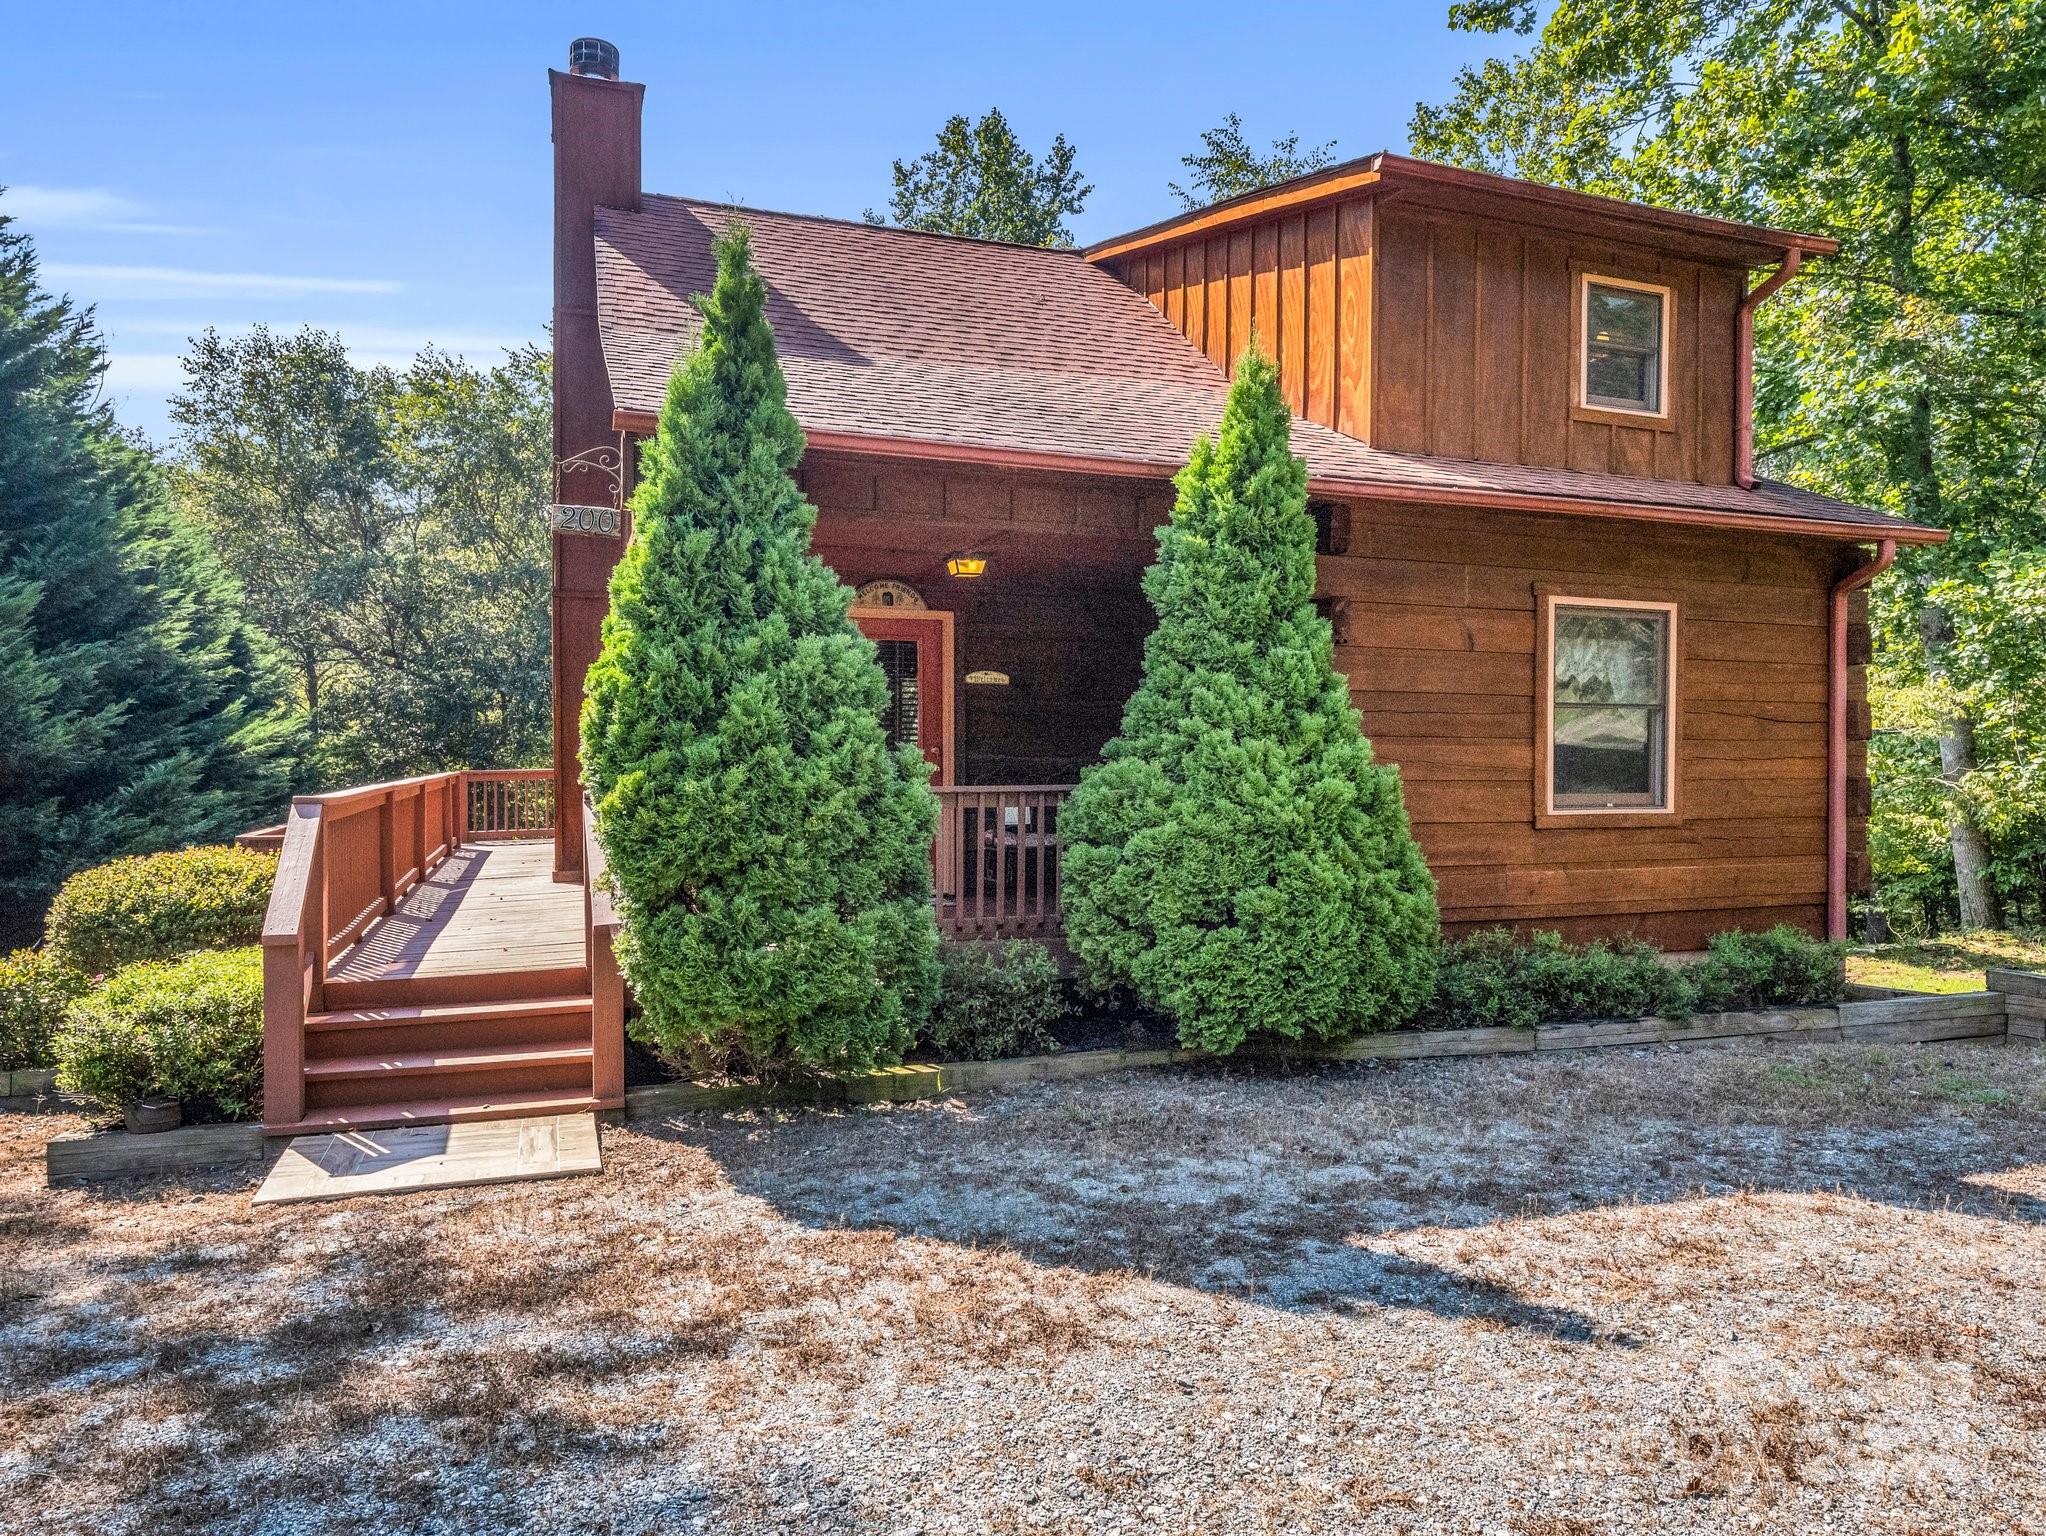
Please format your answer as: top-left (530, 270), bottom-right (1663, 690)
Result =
top-left (378, 788), bottom-right (397, 912)
top-left (412, 782), bottom-right (428, 888)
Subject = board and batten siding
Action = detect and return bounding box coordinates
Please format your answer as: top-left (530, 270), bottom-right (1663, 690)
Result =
top-left (1108, 195), bottom-right (1746, 487)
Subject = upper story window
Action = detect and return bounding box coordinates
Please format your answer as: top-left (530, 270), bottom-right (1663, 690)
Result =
top-left (1579, 274), bottom-right (1670, 418)
top-left (1540, 594), bottom-right (1678, 820)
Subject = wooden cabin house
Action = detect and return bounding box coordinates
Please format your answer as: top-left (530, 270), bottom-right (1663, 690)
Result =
top-left (251, 40), bottom-right (1940, 1136)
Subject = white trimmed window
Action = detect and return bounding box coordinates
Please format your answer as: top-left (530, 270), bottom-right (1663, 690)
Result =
top-left (1579, 274), bottom-right (1670, 417)
top-left (1543, 596), bottom-right (1677, 815)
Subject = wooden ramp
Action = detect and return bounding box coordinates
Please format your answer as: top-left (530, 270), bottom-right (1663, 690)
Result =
top-left (254, 1111), bottom-right (602, 1205)
top-left (269, 840), bottom-right (601, 1137)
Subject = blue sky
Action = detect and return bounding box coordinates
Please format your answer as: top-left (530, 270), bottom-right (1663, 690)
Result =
top-left (4, 3), bottom-right (1517, 444)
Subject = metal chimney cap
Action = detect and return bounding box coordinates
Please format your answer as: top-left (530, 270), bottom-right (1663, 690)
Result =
top-left (568, 37), bottom-right (620, 80)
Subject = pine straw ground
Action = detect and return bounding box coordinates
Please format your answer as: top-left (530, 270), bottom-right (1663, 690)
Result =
top-left (5, 1042), bottom-right (2046, 1536)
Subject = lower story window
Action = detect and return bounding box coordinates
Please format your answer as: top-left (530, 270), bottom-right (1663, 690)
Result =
top-left (1546, 597), bottom-right (1676, 813)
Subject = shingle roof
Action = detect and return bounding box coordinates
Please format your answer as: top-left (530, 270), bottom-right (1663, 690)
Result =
top-left (593, 196), bottom-right (1938, 543)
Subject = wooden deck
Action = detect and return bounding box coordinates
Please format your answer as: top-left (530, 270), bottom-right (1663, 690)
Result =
top-left (329, 841), bottom-right (583, 986)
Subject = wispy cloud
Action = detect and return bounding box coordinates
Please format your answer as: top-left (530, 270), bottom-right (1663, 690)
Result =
top-left (43, 263), bottom-right (401, 299)
top-left (113, 318), bottom-right (533, 354)
top-left (3, 184), bottom-right (203, 235)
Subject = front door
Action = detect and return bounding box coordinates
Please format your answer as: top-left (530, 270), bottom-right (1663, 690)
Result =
top-left (851, 609), bottom-right (954, 786)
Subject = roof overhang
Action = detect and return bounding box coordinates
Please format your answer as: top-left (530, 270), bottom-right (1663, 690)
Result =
top-left (611, 409), bottom-right (1943, 545)
top-left (1085, 152), bottom-right (1839, 270)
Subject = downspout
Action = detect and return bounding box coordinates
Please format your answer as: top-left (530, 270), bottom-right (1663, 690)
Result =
top-left (1828, 538), bottom-right (1897, 940)
top-left (1734, 247), bottom-right (1803, 489)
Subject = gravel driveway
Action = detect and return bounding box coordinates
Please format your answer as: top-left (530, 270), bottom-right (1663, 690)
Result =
top-left (5, 1039), bottom-right (2045, 1534)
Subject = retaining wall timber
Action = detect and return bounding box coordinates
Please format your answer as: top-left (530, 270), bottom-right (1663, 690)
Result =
top-left (39, 983), bottom-right (2037, 1186)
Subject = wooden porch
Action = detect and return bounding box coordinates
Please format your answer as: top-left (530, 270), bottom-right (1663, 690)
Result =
top-left (255, 770), bottom-right (1075, 1133)
top-left (258, 769), bottom-right (625, 1136)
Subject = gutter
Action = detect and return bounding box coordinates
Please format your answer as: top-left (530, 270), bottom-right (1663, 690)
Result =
top-left (1735, 248), bottom-right (1803, 489)
top-left (1828, 538), bottom-right (1897, 941)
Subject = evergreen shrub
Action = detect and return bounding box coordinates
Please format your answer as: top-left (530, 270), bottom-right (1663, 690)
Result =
top-left (1431, 924), bottom-right (1848, 1027)
top-left (1061, 352), bottom-right (1439, 1054)
top-left (43, 845), bottom-right (277, 975)
top-left (921, 940), bottom-right (1064, 1061)
top-left (581, 226), bottom-right (938, 1072)
top-left (1690, 925), bottom-right (1848, 1011)
top-left (55, 946), bottom-right (264, 1116)
top-left (0, 947), bottom-right (87, 1071)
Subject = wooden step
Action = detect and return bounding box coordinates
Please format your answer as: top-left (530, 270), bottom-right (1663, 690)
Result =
top-left (321, 965), bottom-right (589, 1011)
top-left (268, 1089), bottom-right (602, 1138)
top-left (304, 1040), bottom-right (593, 1081)
top-left (304, 994), bottom-right (592, 1060)
top-left (307, 995), bottom-right (594, 1033)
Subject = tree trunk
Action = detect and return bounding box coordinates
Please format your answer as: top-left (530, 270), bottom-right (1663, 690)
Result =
top-left (1917, 599), bottom-right (2002, 930)
top-left (1877, 119), bottom-right (2002, 933)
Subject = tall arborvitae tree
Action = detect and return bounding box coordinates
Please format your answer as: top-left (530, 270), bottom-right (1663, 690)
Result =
top-left (1062, 353), bottom-right (1439, 1053)
top-left (581, 226), bottom-right (939, 1071)
top-left (0, 210), bottom-right (297, 942)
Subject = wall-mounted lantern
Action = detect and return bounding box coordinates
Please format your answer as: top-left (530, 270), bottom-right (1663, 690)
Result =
top-left (945, 552), bottom-right (989, 579)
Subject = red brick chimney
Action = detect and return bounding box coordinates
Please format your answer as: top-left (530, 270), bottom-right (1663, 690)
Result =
top-left (549, 39), bottom-right (641, 882)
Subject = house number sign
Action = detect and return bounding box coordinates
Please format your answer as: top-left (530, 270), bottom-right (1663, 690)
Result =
top-left (549, 503), bottom-right (622, 538)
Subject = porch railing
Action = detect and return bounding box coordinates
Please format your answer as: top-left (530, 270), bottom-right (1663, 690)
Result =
top-left (466, 768), bottom-right (556, 838)
top-left (256, 767), bottom-right (557, 1127)
top-left (934, 785), bottom-right (1076, 942)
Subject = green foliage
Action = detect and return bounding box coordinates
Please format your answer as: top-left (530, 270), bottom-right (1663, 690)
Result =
top-left (920, 940), bottom-right (1065, 1062)
top-left (1168, 113), bottom-right (1338, 210)
top-left (865, 109), bottom-right (1091, 247)
top-left (1871, 556), bottom-right (2046, 930)
top-left (1430, 929), bottom-right (1692, 1030)
top-left (1062, 352), bottom-right (1440, 1054)
top-left (582, 225), bottom-right (940, 1073)
top-left (44, 845), bottom-right (278, 975)
top-left (172, 331), bottom-right (552, 787)
top-left (1431, 924), bottom-right (1845, 1028)
top-left (1691, 926), bottom-right (1848, 1014)
top-left (0, 205), bottom-right (297, 944)
top-left (0, 947), bottom-right (87, 1071)
top-left (55, 946), bottom-right (264, 1115)
top-left (1411, 0), bottom-right (2046, 933)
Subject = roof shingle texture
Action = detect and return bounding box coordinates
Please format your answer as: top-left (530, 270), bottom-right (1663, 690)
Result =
top-left (594, 197), bottom-right (1919, 537)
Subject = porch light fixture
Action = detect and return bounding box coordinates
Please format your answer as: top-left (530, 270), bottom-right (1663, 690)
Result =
top-left (946, 552), bottom-right (989, 579)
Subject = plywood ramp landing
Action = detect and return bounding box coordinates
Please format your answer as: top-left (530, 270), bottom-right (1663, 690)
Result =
top-left (254, 1111), bottom-right (601, 1205)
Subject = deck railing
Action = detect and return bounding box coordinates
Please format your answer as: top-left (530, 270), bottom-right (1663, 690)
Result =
top-left (256, 767), bottom-right (558, 1127)
top-left (465, 768), bottom-right (556, 839)
top-left (259, 771), bottom-right (466, 1126)
top-left (934, 785), bottom-right (1076, 941)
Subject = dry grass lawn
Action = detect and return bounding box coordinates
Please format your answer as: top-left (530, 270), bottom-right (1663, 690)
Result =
top-left (5, 1040), bottom-right (2046, 1534)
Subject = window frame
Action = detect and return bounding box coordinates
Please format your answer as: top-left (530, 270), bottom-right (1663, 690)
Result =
top-left (1534, 589), bottom-right (1681, 828)
top-left (1573, 270), bottom-right (1676, 430)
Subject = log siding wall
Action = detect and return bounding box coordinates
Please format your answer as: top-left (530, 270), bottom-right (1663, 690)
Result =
top-left (1321, 500), bottom-right (1860, 947)
top-left (797, 453), bottom-right (1869, 948)
top-left (1109, 194), bottom-right (1746, 486)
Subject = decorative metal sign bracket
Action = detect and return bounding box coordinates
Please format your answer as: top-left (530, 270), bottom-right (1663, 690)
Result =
top-left (550, 444), bottom-right (626, 538)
